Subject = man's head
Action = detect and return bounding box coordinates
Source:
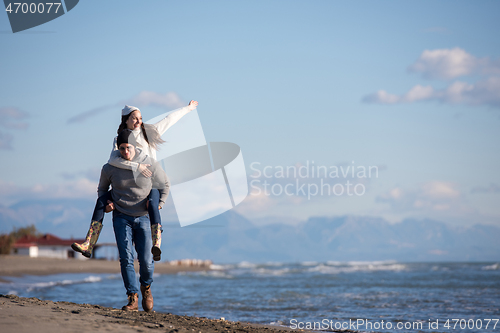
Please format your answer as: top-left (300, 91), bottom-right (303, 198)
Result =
top-left (117, 129), bottom-right (137, 161)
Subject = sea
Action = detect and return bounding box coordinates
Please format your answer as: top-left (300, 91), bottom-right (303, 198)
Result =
top-left (1, 261), bottom-right (499, 333)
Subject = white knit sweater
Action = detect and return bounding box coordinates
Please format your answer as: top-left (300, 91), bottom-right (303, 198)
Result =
top-left (108, 105), bottom-right (193, 170)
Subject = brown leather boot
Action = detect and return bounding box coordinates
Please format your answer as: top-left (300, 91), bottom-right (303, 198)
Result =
top-left (122, 293), bottom-right (138, 311)
top-left (140, 285), bottom-right (154, 312)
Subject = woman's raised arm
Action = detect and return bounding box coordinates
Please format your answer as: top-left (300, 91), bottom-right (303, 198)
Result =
top-left (153, 100), bottom-right (199, 136)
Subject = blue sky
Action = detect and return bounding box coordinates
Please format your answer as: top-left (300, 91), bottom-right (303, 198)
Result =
top-left (1, 1), bottom-right (499, 229)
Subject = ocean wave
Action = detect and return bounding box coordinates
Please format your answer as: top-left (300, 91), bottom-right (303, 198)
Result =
top-left (325, 260), bottom-right (398, 267)
top-left (251, 267), bottom-right (291, 276)
top-left (196, 270), bottom-right (234, 279)
top-left (237, 261), bottom-right (258, 268)
top-left (308, 262), bottom-right (406, 274)
top-left (83, 275), bottom-right (103, 283)
top-left (210, 261), bottom-right (408, 276)
top-left (482, 263), bottom-right (500, 270)
top-left (2, 262), bottom-right (498, 329)
top-left (344, 260), bottom-right (398, 266)
top-left (0, 274), bottom-right (110, 294)
top-left (269, 320), bottom-right (286, 327)
top-left (204, 263), bottom-right (294, 278)
top-left (264, 262), bottom-right (285, 267)
top-left (24, 275), bottom-right (104, 292)
top-left (300, 261), bottom-right (318, 266)
top-left (209, 264), bottom-right (227, 270)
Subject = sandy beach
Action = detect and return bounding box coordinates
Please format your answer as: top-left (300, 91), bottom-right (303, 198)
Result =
top-left (0, 255), bottom-right (210, 282)
top-left (0, 255), bottom-right (323, 333)
top-left (0, 294), bottom-right (317, 333)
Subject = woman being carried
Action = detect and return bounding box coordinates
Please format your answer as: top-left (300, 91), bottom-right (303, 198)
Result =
top-left (71, 100), bottom-right (199, 261)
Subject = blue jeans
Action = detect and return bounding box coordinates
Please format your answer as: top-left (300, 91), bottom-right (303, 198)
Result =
top-left (147, 189), bottom-right (162, 225)
top-left (112, 211), bottom-right (154, 295)
top-left (92, 189), bottom-right (162, 225)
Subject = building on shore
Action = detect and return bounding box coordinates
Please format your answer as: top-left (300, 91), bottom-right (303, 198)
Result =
top-left (11, 234), bottom-right (87, 260)
top-left (11, 234), bottom-right (212, 265)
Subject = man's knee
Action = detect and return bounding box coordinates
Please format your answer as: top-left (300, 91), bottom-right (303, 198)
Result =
top-left (119, 255), bottom-right (135, 266)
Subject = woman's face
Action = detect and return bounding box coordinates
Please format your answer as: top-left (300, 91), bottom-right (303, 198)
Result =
top-left (126, 111), bottom-right (142, 130)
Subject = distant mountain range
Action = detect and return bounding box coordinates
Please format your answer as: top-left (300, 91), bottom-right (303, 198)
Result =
top-left (1, 199), bottom-right (499, 263)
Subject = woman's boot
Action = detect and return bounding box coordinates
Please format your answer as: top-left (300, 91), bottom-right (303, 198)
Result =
top-left (151, 224), bottom-right (162, 261)
top-left (71, 220), bottom-right (103, 258)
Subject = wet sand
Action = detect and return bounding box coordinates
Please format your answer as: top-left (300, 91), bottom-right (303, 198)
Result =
top-left (0, 255), bottom-right (210, 282)
top-left (0, 256), bottom-right (352, 333)
top-left (0, 294), bottom-right (314, 333)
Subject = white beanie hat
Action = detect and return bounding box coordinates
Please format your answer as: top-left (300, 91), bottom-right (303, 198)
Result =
top-left (122, 105), bottom-right (140, 116)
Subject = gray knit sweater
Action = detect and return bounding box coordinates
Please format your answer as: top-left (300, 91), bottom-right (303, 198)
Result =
top-left (98, 148), bottom-right (170, 217)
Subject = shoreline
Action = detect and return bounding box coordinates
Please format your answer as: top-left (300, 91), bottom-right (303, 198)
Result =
top-left (0, 256), bottom-right (346, 333)
top-left (0, 255), bottom-right (211, 282)
top-left (0, 294), bottom-right (325, 333)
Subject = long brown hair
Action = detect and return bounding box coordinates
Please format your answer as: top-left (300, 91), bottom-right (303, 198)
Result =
top-left (117, 114), bottom-right (165, 151)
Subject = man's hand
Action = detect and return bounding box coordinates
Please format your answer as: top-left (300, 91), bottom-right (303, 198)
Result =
top-left (188, 100), bottom-right (198, 110)
top-left (105, 200), bottom-right (115, 213)
top-left (138, 163), bottom-right (152, 178)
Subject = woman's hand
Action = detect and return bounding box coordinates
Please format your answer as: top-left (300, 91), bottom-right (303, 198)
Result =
top-left (138, 163), bottom-right (152, 178)
top-left (105, 200), bottom-right (114, 213)
top-left (188, 100), bottom-right (199, 110)
top-left (146, 199), bottom-right (162, 210)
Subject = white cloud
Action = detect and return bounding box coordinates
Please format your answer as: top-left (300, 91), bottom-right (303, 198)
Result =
top-left (364, 85), bottom-right (439, 105)
top-left (405, 84), bottom-right (435, 102)
top-left (0, 178), bottom-right (98, 205)
top-left (421, 181), bottom-right (460, 199)
top-left (408, 48), bottom-right (480, 80)
top-left (233, 191), bottom-right (277, 217)
top-left (363, 90), bottom-right (400, 104)
top-left (31, 178), bottom-right (98, 198)
top-left (363, 77), bottom-right (500, 107)
top-left (377, 181), bottom-right (468, 214)
top-left (364, 48), bottom-right (500, 108)
top-left (467, 76), bottom-right (500, 106)
top-left (443, 81), bottom-right (474, 103)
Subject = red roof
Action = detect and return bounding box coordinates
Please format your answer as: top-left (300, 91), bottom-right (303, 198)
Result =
top-left (12, 235), bottom-right (38, 248)
top-left (13, 234), bottom-right (85, 248)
